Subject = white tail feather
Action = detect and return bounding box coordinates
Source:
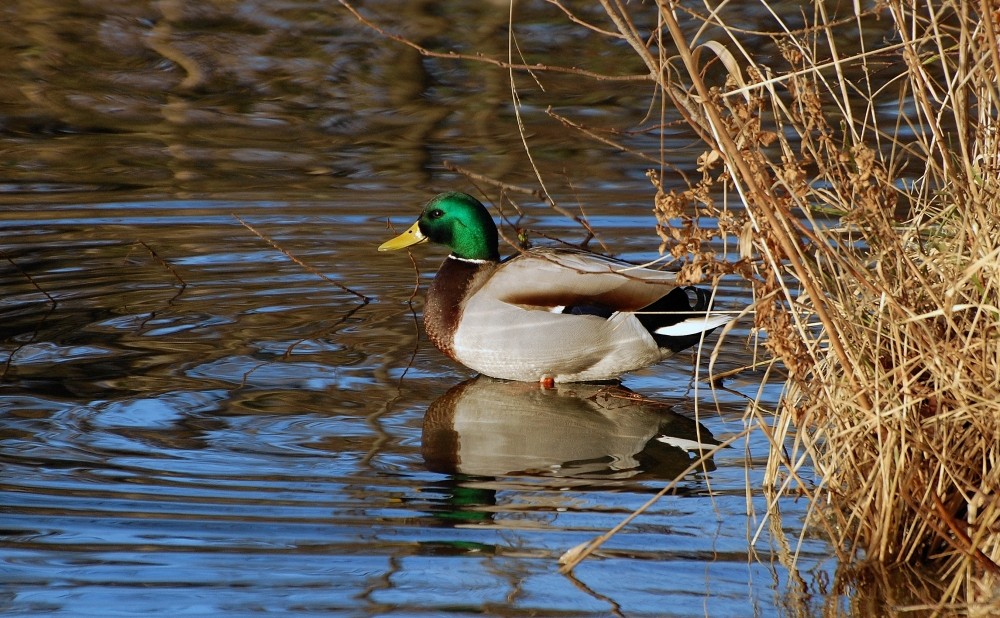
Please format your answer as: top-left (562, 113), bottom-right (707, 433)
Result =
top-left (653, 314), bottom-right (732, 337)
top-left (656, 436), bottom-right (719, 452)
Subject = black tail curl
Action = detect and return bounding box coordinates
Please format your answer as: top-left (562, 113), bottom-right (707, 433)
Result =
top-left (635, 286), bottom-right (717, 353)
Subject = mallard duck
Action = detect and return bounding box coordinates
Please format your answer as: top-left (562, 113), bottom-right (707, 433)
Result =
top-left (378, 192), bottom-right (731, 383)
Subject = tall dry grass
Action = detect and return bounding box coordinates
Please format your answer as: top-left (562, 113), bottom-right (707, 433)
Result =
top-left (624, 0), bottom-right (1000, 610)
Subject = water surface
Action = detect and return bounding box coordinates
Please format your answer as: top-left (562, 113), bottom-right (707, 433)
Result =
top-left (0, 1), bottom-right (855, 615)
top-left (2, 195), bottom-right (833, 616)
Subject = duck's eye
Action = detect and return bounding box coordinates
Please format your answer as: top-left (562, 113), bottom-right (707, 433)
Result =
top-left (428, 209), bottom-right (444, 219)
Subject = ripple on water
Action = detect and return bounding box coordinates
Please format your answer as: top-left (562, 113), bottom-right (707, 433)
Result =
top-left (86, 391), bottom-right (228, 430)
top-left (2, 342), bottom-right (114, 365)
top-left (185, 355), bottom-right (376, 391)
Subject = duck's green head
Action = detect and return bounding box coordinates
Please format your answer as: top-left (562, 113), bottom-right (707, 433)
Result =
top-left (378, 192), bottom-right (500, 262)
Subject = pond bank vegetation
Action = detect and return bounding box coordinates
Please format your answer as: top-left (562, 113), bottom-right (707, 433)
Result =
top-left (345, 0), bottom-right (1000, 611)
top-left (645, 0), bottom-right (1000, 610)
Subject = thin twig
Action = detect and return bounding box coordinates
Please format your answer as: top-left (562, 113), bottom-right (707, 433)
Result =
top-left (558, 425), bottom-right (753, 573)
top-left (2, 250), bottom-right (56, 306)
top-left (931, 492), bottom-right (1000, 577)
top-left (232, 213), bottom-right (371, 303)
top-left (338, 0), bottom-right (651, 82)
top-left (543, 0), bottom-right (624, 39)
top-left (441, 161), bottom-right (543, 198)
top-left (132, 240), bottom-right (187, 291)
top-left (0, 250), bottom-right (58, 378)
top-left (545, 107), bottom-right (664, 164)
top-left (394, 227), bottom-right (424, 386)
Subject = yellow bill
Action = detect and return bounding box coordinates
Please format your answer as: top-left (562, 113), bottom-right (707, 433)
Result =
top-left (378, 220), bottom-right (428, 251)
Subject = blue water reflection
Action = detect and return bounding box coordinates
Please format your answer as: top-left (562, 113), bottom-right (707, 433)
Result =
top-left (0, 199), bottom-right (830, 616)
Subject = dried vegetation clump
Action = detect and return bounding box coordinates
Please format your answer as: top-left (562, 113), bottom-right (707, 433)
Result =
top-left (638, 0), bottom-right (1000, 609)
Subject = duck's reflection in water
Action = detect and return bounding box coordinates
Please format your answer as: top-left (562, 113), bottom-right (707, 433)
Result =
top-left (422, 377), bottom-right (720, 481)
